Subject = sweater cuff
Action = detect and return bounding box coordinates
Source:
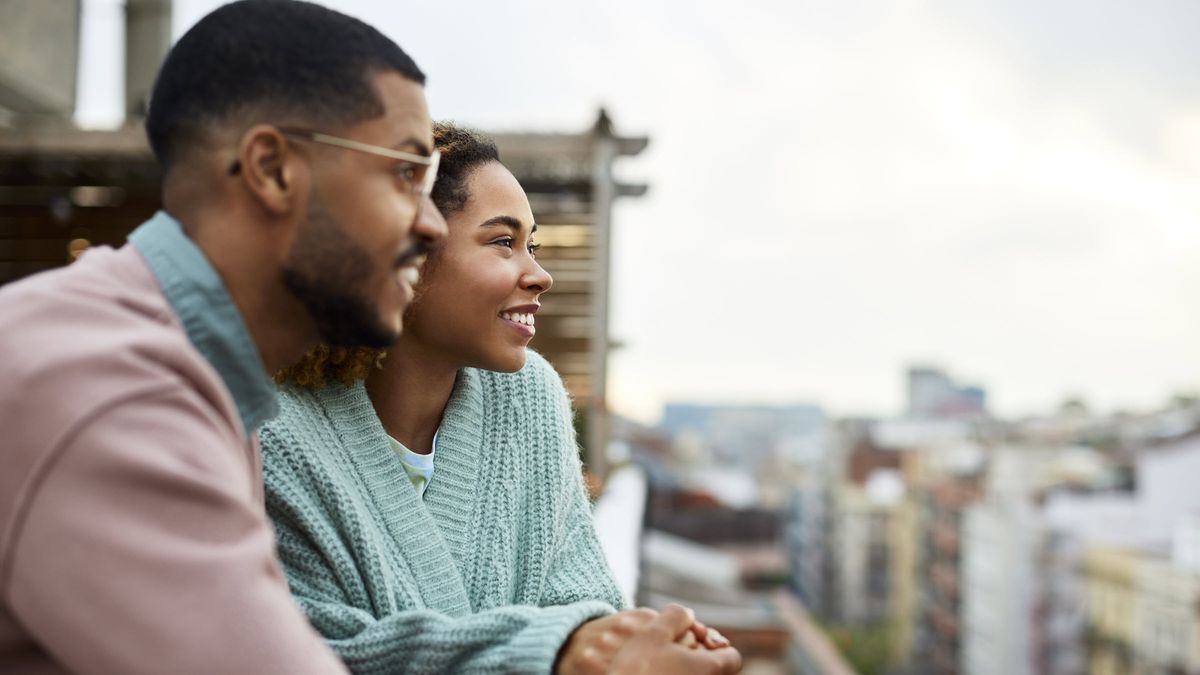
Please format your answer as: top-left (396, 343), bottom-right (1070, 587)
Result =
top-left (507, 601), bottom-right (615, 673)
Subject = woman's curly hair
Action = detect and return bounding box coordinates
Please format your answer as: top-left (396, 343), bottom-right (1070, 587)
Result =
top-left (276, 121), bottom-right (500, 389)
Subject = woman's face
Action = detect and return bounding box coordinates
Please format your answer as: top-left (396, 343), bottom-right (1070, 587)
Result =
top-left (404, 160), bottom-right (552, 372)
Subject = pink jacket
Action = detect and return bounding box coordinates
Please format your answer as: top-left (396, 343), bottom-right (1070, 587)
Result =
top-left (0, 244), bottom-right (346, 674)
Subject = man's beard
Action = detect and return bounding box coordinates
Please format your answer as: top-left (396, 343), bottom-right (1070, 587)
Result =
top-left (281, 199), bottom-right (400, 349)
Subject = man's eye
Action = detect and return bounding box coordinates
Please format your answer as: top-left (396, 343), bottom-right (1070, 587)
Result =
top-left (393, 162), bottom-right (419, 182)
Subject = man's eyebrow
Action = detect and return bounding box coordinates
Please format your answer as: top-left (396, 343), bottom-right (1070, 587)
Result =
top-left (396, 138), bottom-right (432, 156)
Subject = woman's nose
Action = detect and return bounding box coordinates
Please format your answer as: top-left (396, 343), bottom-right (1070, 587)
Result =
top-left (522, 258), bottom-right (553, 293)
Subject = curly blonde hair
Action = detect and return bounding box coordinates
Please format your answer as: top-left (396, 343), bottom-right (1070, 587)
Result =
top-left (275, 344), bottom-right (381, 389)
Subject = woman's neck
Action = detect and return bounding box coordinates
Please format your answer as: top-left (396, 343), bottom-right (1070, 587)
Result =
top-left (365, 338), bottom-right (458, 455)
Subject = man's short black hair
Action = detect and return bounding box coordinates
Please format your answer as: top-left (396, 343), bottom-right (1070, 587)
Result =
top-left (145, 0), bottom-right (425, 169)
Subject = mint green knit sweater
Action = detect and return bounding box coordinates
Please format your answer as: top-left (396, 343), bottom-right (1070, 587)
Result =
top-left (260, 351), bottom-right (625, 674)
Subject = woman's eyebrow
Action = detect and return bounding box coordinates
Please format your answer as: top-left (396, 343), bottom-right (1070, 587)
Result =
top-left (479, 215), bottom-right (525, 232)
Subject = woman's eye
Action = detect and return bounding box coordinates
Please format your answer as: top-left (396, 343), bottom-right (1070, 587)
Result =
top-left (491, 237), bottom-right (515, 248)
top-left (528, 243), bottom-right (542, 257)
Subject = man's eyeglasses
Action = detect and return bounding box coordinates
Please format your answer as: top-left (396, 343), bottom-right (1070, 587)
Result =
top-left (229, 127), bottom-right (441, 204)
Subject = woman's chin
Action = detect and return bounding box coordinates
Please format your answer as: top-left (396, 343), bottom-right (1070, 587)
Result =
top-left (481, 349), bottom-right (527, 374)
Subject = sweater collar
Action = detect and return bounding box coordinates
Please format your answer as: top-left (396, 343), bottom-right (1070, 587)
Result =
top-left (419, 369), bottom-right (486, 561)
top-left (318, 379), bottom-right (475, 613)
top-left (129, 211), bottom-right (278, 434)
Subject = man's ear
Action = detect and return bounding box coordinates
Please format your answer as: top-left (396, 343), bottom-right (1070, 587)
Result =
top-left (233, 124), bottom-right (305, 216)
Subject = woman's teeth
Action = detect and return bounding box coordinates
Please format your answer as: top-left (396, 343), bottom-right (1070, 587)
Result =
top-left (500, 312), bottom-right (535, 326)
top-left (399, 266), bottom-right (420, 286)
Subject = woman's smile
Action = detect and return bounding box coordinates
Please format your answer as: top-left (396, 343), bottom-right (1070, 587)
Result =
top-left (499, 304), bottom-right (539, 338)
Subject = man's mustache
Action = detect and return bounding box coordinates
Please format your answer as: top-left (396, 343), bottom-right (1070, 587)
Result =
top-left (396, 240), bottom-right (434, 267)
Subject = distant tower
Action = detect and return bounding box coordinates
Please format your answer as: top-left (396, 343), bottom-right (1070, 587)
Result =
top-left (907, 365), bottom-right (987, 419)
top-left (907, 366), bottom-right (954, 417)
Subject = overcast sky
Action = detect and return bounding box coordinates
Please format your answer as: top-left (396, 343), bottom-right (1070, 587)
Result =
top-left (76, 0), bottom-right (1200, 423)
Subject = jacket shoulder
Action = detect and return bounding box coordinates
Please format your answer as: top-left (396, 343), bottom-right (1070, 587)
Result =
top-left (0, 247), bottom-right (228, 432)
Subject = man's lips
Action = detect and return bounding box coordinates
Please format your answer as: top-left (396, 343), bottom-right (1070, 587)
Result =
top-left (397, 265), bottom-right (420, 286)
top-left (394, 241), bottom-right (431, 287)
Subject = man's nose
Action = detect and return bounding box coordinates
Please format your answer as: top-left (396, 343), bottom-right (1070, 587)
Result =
top-left (413, 196), bottom-right (448, 244)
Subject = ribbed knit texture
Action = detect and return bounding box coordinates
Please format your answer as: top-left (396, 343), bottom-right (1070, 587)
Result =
top-left (260, 351), bottom-right (624, 674)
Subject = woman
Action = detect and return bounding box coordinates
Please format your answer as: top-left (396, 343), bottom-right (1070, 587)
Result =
top-left (261, 123), bottom-right (735, 674)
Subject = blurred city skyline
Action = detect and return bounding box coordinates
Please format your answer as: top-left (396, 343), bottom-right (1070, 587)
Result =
top-left (75, 0), bottom-right (1200, 423)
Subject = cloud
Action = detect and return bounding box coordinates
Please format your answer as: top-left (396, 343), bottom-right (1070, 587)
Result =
top-left (606, 0), bottom-right (1200, 420)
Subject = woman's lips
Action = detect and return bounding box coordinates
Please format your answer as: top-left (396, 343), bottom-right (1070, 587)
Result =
top-left (499, 311), bottom-right (536, 337)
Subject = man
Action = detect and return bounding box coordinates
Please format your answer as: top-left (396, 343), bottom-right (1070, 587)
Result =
top-left (0, 1), bottom-right (442, 672)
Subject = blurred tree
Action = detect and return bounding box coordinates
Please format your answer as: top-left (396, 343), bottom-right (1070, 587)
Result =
top-left (1059, 396), bottom-right (1090, 417)
top-left (821, 622), bottom-right (893, 675)
top-left (1169, 392), bottom-right (1198, 409)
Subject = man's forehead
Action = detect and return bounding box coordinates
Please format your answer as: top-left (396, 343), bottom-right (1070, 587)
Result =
top-left (370, 72), bottom-right (433, 149)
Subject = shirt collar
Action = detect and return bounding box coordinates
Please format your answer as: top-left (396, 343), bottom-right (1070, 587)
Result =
top-left (129, 211), bottom-right (278, 434)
